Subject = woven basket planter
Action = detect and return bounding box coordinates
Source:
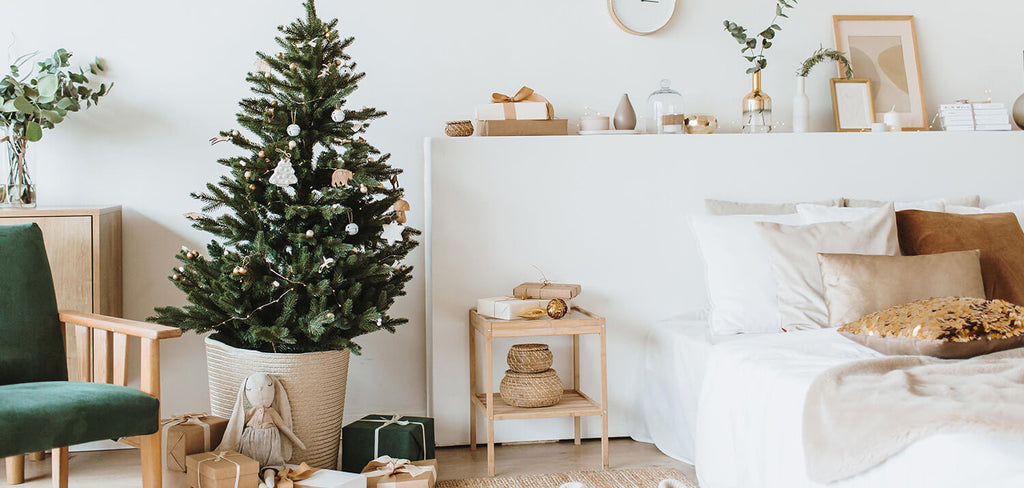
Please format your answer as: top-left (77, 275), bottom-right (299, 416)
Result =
top-left (499, 368), bottom-right (563, 408)
top-left (507, 343), bottom-right (553, 373)
top-left (205, 337), bottom-right (350, 469)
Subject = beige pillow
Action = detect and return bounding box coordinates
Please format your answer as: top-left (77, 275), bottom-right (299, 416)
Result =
top-left (754, 203), bottom-right (899, 330)
top-left (818, 250), bottom-right (985, 327)
top-left (704, 198), bottom-right (842, 216)
top-left (843, 195), bottom-right (980, 208)
top-left (839, 297), bottom-right (1024, 359)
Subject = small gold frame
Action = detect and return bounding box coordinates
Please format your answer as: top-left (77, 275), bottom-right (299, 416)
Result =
top-left (830, 78), bottom-right (876, 132)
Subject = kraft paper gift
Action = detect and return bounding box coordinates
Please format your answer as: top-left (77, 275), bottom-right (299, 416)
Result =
top-left (513, 282), bottom-right (582, 300)
top-left (341, 415), bottom-right (435, 473)
top-left (475, 86), bottom-right (554, 121)
top-left (276, 463), bottom-right (367, 488)
top-left (361, 457), bottom-right (437, 488)
top-left (475, 119), bottom-right (568, 136)
top-left (185, 450), bottom-right (259, 488)
top-left (477, 297), bottom-right (575, 320)
top-left (120, 413), bottom-right (230, 487)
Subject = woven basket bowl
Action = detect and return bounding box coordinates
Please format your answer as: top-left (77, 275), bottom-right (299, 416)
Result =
top-left (206, 337), bottom-right (350, 468)
top-left (445, 120), bottom-right (474, 137)
top-left (500, 368), bottom-right (563, 408)
top-left (507, 343), bottom-right (553, 373)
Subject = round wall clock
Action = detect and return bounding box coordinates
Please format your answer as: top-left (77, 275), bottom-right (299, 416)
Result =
top-left (608, 0), bottom-right (677, 35)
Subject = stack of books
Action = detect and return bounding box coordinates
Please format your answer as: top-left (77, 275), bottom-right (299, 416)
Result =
top-left (938, 102), bottom-right (1012, 131)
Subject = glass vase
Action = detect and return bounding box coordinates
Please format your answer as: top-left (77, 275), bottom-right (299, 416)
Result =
top-left (4, 135), bottom-right (36, 208)
top-left (742, 71), bottom-right (773, 134)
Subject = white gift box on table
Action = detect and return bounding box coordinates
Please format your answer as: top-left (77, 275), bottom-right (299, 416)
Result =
top-left (476, 296), bottom-right (572, 320)
top-left (281, 464), bottom-right (366, 488)
top-left (475, 101), bottom-right (550, 121)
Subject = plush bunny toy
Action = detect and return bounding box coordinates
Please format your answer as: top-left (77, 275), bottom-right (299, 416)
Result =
top-left (217, 373), bottom-right (306, 488)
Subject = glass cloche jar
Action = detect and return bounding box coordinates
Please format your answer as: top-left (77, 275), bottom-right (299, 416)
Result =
top-left (648, 79), bottom-right (685, 134)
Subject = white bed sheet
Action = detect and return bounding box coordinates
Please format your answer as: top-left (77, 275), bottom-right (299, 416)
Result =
top-left (695, 327), bottom-right (1024, 488)
top-left (631, 315), bottom-right (752, 463)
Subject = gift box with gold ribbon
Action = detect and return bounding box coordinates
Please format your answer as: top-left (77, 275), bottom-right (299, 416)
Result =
top-left (513, 282), bottom-right (582, 300)
top-left (361, 457), bottom-right (437, 488)
top-left (475, 86), bottom-right (554, 121)
top-left (185, 450), bottom-right (260, 488)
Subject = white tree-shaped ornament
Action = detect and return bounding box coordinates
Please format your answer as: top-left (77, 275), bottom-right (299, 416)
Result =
top-left (269, 157), bottom-right (298, 188)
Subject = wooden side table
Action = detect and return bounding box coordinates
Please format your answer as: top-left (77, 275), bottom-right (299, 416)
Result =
top-left (469, 307), bottom-right (608, 476)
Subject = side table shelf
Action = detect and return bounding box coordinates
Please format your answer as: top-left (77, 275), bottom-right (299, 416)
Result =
top-left (468, 307), bottom-right (609, 476)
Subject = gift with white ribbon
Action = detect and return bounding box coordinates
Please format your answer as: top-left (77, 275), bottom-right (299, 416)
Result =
top-left (340, 415), bottom-right (435, 473)
top-left (185, 450), bottom-right (259, 488)
top-left (361, 456), bottom-right (437, 488)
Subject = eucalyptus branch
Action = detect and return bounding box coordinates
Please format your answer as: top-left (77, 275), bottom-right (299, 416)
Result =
top-left (798, 46), bottom-right (854, 79)
top-left (723, 0), bottom-right (797, 74)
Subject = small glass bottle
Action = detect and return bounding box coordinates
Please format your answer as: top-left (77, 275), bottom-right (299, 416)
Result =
top-left (742, 71), bottom-right (772, 134)
top-left (648, 79), bottom-right (685, 134)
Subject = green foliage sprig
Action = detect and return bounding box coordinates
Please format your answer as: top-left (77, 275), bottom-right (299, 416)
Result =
top-left (0, 49), bottom-right (111, 142)
top-left (798, 47), bottom-right (854, 79)
top-left (724, 0), bottom-right (797, 74)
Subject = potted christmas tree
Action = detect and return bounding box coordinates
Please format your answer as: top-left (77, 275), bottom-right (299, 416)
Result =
top-left (151, 0), bottom-right (418, 468)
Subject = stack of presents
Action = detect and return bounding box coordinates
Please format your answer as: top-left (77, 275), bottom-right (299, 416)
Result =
top-left (144, 413), bottom-right (436, 488)
top-left (474, 86), bottom-right (568, 136)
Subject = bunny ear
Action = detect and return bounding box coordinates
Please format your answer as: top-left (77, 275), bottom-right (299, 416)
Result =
top-left (271, 375), bottom-right (295, 460)
top-left (216, 375), bottom-right (248, 452)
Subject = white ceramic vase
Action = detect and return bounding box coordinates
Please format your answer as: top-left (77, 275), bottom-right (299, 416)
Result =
top-left (793, 77), bottom-right (810, 133)
top-left (205, 337), bottom-right (351, 468)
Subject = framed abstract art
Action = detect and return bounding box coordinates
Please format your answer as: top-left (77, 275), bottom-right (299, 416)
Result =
top-left (833, 15), bottom-right (927, 131)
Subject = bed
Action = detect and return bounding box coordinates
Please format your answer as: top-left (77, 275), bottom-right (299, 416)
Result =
top-left (637, 320), bottom-right (1024, 488)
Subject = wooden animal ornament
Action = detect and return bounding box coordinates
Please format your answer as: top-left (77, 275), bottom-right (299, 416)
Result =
top-left (331, 169), bottom-right (354, 187)
top-left (217, 373), bottom-right (307, 488)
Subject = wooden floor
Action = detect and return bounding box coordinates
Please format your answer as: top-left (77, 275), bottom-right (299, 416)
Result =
top-left (0, 439), bottom-right (695, 486)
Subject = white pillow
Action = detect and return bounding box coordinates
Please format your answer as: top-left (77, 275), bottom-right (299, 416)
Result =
top-left (797, 200), bottom-right (944, 223)
top-left (691, 213), bottom-right (803, 335)
top-left (754, 204), bottom-right (899, 331)
top-left (947, 200), bottom-right (1024, 230)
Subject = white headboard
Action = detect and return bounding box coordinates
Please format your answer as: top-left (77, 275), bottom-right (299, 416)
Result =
top-left (425, 132), bottom-right (1024, 446)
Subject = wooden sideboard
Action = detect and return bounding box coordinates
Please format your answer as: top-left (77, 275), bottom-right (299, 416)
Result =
top-left (0, 206), bottom-right (122, 380)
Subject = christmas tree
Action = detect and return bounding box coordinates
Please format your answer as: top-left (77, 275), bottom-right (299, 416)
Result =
top-left (151, 0), bottom-right (418, 354)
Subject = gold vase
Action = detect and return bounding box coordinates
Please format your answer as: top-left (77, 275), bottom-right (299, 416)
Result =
top-left (742, 71), bottom-right (773, 133)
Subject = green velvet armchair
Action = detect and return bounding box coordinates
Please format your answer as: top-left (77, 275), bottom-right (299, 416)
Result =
top-left (0, 223), bottom-right (181, 488)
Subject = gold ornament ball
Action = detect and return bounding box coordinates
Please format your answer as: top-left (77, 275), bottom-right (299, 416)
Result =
top-left (238, 267), bottom-right (247, 275)
top-left (231, 130), bottom-right (240, 137)
top-left (326, 312), bottom-right (335, 319)
top-left (276, 52), bottom-right (283, 58)
top-left (249, 184), bottom-right (257, 191)
top-left (306, 230), bottom-right (315, 238)
top-left (258, 150), bottom-right (266, 158)
top-left (546, 298), bottom-right (568, 319)
top-left (289, 63), bottom-right (298, 70)
top-left (288, 141), bottom-right (297, 149)
top-left (244, 171), bottom-right (252, 179)
top-left (172, 274), bottom-right (180, 281)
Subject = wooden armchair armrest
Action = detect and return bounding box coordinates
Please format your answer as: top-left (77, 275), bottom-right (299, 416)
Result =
top-left (59, 311), bottom-right (182, 340)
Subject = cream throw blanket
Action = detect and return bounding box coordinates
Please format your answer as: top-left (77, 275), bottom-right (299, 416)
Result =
top-left (803, 347), bottom-right (1024, 483)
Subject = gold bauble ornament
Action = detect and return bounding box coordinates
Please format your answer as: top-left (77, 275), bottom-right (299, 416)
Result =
top-left (517, 309), bottom-right (547, 320)
top-left (258, 150), bottom-right (266, 158)
top-left (326, 312), bottom-right (335, 319)
top-left (249, 184), bottom-right (257, 191)
top-left (276, 52), bottom-right (284, 59)
top-left (546, 298), bottom-right (568, 319)
top-left (172, 274), bottom-right (180, 281)
top-left (289, 63), bottom-right (298, 70)
top-left (238, 267), bottom-right (247, 275)
top-left (288, 141), bottom-right (297, 149)
top-left (244, 171), bottom-right (252, 179)
top-left (306, 230), bottom-right (315, 238)
top-left (231, 130), bottom-right (240, 137)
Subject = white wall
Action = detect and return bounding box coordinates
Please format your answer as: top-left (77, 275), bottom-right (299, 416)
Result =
top-left (3, 0), bottom-right (1023, 425)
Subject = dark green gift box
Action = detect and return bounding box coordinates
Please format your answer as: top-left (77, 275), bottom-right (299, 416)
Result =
top-left (341, 414), bottom-right (435, 473)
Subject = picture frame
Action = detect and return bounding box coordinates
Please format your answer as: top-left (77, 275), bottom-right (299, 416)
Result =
top-left (833, 15), bottom-right (927, 131)
top-left (831, 78), bottom-right (876, 132)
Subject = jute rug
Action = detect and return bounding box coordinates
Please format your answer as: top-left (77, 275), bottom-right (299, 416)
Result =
top-left (436, 467), bottom-right (696, 488)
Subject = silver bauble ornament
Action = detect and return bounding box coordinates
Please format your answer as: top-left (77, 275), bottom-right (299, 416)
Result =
top-left (331, 109), bottom-right (345, 123)
top-left (345, 223), bottom-right (359, 235)
top-left (287, 124), bottom-right (301, 136)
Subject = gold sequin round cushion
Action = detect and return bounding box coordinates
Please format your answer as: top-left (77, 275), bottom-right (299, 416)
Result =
top-left (838, 297), bottom-right (1024, 358)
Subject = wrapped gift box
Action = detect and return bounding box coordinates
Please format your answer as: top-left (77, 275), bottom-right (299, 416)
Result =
top-left (477, 297), bottom-right (574, 320)
top-left (476, 119), bottom-right (568, 136)
top-left (120, 413), bottom-right (229, 486)
top-left (277, 464), bottom-right (366, 488)
top-left (513, 282), bottom-right (581, 300)
top-left (185, 450), bottom-right (259, 488)
top-left (341, 415), bottom-right (435, 473)
top-left (475, 101), bottom-right (550, 121)
top-left (362, 458), bottom-right (437, 488)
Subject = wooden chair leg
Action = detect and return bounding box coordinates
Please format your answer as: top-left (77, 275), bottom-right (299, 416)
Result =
top-left (5, 455), bottom-right (25, 485)
top-left (51, 447), bottom-right (68, 488)
top-left (29, 452), bottom-right (46, 462)
top-left (140, 432), bottom-right (162, 488)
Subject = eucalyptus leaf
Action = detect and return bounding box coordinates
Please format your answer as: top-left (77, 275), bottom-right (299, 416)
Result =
top-left (40, 109), bottom-right (63, 124)
top-left (13, 96), bottom-right (35, 114)
top-left (37, 74), bottom-right (58, 97)
top-left (56, 97), bottom-right (72, 110)
top-left (26, 121), bottom-right (42, 142)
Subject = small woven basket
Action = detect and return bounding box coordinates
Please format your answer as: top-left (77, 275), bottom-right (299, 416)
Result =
top-left (507, 343), bottom-right (553, 373)
top-left (445, 120), bottom-right (474, 137)
top-left (500, 368), bottom-right (563, 408)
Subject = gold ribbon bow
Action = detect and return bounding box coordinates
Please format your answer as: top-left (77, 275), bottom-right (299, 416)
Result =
top-left (275, 463), bottom-right (320, 488)
top-left (490, 86), bottom-right (554, 120)
top-left (363, 456), bottom-right (430, 479)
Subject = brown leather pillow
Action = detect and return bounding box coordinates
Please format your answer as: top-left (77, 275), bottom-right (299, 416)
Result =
top-left (896, 210), bottom-right (1024, 306)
